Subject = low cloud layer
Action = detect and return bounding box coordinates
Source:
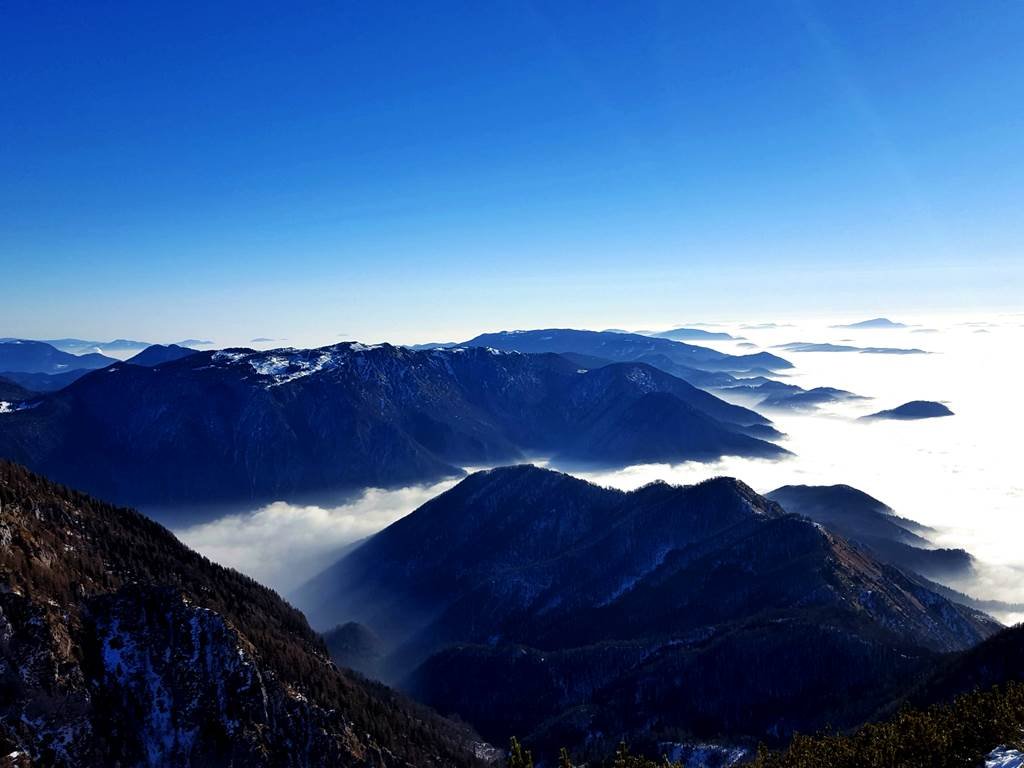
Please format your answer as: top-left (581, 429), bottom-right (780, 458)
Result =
top-left (176, 316), bottom-right (1024, 619)
top-left (176, 478), bottom-right (459, 595)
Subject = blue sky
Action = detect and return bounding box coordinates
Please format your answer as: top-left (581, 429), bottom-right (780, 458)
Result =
top-left (2, 1), bottom-right (1022, 345)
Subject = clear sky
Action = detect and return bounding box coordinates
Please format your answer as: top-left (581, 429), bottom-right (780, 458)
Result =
top-left (2, 1), bottom-right (1022, 346)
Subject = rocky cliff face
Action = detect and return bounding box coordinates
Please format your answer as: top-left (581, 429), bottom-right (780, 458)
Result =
top-left (1, 587), bottom-right (375, 767)
top-left (0, 460), bottom-right (488, 768)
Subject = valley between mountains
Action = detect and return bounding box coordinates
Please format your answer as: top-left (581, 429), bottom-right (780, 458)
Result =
top-left (1, 325), bottom-right (1022, 767)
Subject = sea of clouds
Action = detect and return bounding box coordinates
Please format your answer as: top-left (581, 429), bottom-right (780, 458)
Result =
top-left (178, 312), bottom-right (1024, 619)
top-left (177, 478), bottom-right (461, 594)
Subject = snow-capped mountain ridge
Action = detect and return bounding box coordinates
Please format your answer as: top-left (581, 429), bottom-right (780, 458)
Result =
top-left (0, 343), bottom-right (783, 518)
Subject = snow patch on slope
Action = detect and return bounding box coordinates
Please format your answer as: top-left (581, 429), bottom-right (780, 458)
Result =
top-left (987, 747), bottom-right (1024, 768)
top-left (210, 345), bottom-right (385, 387)
top-left (659, 742), bottom-right (748, 767)
top-left (0, 401), bottom-right (38, 415)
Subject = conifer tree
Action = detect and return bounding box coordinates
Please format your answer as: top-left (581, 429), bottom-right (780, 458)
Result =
top-left (613, 741), bottom-right (630, 768)
top-left (509, 737), bottom-right (533, 768)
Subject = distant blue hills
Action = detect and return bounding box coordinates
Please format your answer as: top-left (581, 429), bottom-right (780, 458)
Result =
top-left (831, 317), bottom-right (908, 329)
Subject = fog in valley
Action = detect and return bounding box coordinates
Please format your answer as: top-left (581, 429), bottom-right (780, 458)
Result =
top-left (177, 477), bottom-right (462, 594)
top-left (575, 313), bottom-right (1024, 622)
top-left (178, 312), bottom-right (1024, 620)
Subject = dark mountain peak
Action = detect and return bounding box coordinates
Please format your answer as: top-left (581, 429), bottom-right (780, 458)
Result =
top-left (770, 482), bottom-right (895, 515)
top-left (461, 328), bottom-right (793, 375)
top-left (413, 469), bottom-right (775, 534)
top-left (461, 467), bottom-right (777, 517)
top-left (610, 476), bottom-right (789, 549)
top-left (304, 469), bottom-right (987, 650)
top-left (687, 474), bottom-right (781, 509)
top-left (466, 462), bottom-right (576, 484)
top-left (376, 464), bottom-right (622, 547)
top-left (300, 462), bottom-right (997, 753)
top-left (440, 468), bottom-right (782, 537)
top-left (426, 465), bottom-right (599, 509)
top-left (125, 343), bottom-right (198, 367)
top-left (624, 474), bottom-right (766, 510)
top-left (863, 400), bottom-right (954, 420)
top-left (765, 483), bottom-right (978, 582)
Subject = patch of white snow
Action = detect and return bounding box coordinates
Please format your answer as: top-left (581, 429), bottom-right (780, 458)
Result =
top-left (986, 747), bottom-right (1024, 768)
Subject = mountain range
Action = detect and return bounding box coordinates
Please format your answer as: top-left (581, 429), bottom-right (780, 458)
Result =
top-left (0, 460), bottom-right (488, 767)
top-left (0, 343), bottom-right (782, 521)
top-left (295, 465), bottom-right (998, 756)
top-left (411, 328), bottom-right (791, 389)
top-left (775, 341), bottom-right (927, 355)
top-left (765, 484), bottom-right (973, 581)
top-left (721, 379), bottom-right (867, 412)
top-left (0, 339), bottom-right (116, 375)
top-left (6, 337), bottom-right (211, 356)
top-left (35, 337), bottom-right (153, 355)
top-left (646, 328), bottom-right (738, 342)
top-left (0, 341), bottom-right (206, 393)
top-left (0, 340), bottom-right (118, 392)
top-left (459, 329), bottom-right (791, 377)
